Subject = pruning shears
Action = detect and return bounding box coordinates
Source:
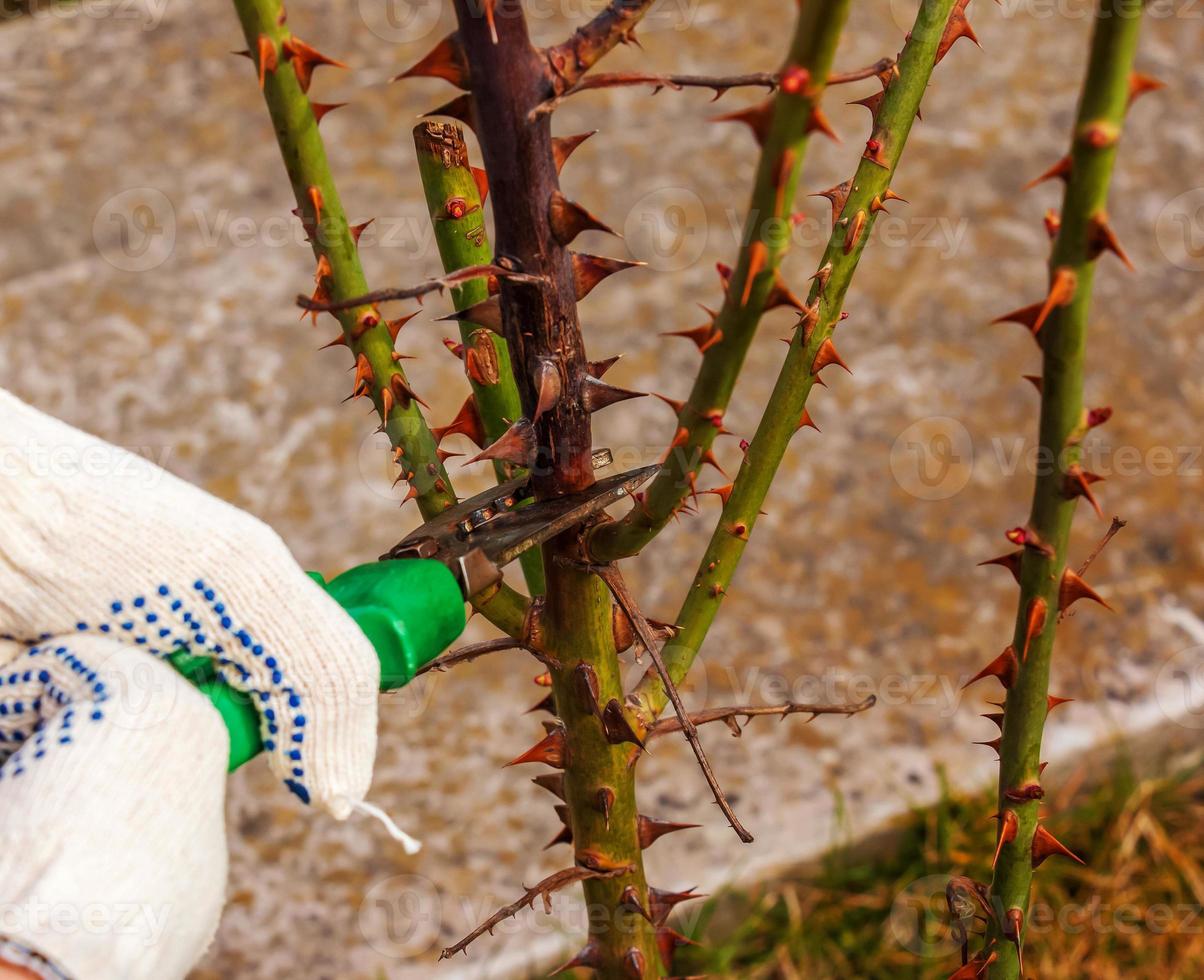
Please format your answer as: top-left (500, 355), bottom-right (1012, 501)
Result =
top-left (169, 454), bottom-right (658, 770)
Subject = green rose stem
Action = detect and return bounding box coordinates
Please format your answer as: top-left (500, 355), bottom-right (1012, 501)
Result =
top-left (622, 0), bottom-right (965, 727)
top-left (412, 121), bottom-right (545, 595)
top-left (229, 0), bottom-right (528, 636)
top-left (984, 1), bottom-right (1145, 976)
top-left (588, 0), bottom-right (854, 562)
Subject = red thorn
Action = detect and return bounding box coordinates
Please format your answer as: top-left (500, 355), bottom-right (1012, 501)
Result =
top-left (1127, 71), bottom-right (1165, 106)
top-left (964, 646), bottom-right (1019, 690)
top-left (582, 376), bottom-right (645, 414)
top-left (282, 35), bottom-right (346, 94)
top-left (505, 727), bottom-right (566, 769)
top-left (549, 942), bottom-right (602, 975)
top-left (649, 887), bottom-right (704, 926)
top-left (844, 208), bottom-right (867, 254)
top-left (1063, 463), bottom-right (1105, 518)
top-left (652, 392), bottom-right (686, 415)
top-left (978, 550), bottom-right (1024, 584)
top-left (1021, 597), bottom-right (1048, 661)
top-left (318, 332), bottom-right (347, 351)
top-left (1004, 907), bottom-right (1026, 976)
top-left (993, 809), bottom-right (1019, 868)
top-left (573, 252), bottom-right (644, 300)
top-left (655, 927), bottom-right (699, 970)
top-left (350, 218), bottom-right (374, 244)
top-left (1048, 694), bottom-right (1074, 712)
top-left (352, 352), bottom-right (374, 391)
top-left (256, 34), bottom-right (277, 90)
top-left (466, 418), bottom-right (536, 468)
top-left (741, 241), bottom-right (767, 306)
top-left (1024, 374), bottom-right (1044, 394)
top-left (424, 93), bottom-right (476, 132)
top-left (432, 396), bottom-right (485, 448)
top-left (703, 483), bottom-right (734, 506)
top-left (712, 97), bottom-right (774, 146)
top-left (765, 272), bottom-right (807, 311)
top-left (587, 354), bottom-right (622, 379)
top-left (549, 191), bottom-right (617, 245)
top-left (936, 0), bottom-right (980, 64)
top-left (1031, 823), bottom-right (1085, 867)
top-left (1087, 212), bottom-right (1135, 271)
top-left (310, 101), bottom-right (346, 126)
top-left (532, 358), bottom-right (561, 421)
top-left (390, 374), bottom-right (429, 410)
top-left (1087, 405), bottom-right (1112, 428)
top-left (849, 90), bottom-right (883, 118)
top-left (470, 165), bottom-right (489, 206)
top-left (700, 448), bottom-right (728, 478)
top-left (551, 131), bottom-right (596, 173)
top-left (974, 736), bottom-right (1002, 756)
top-left (387, 310), bottom-right (420, 343)
top-left (637, 814), bottom-right (700, 850)
top-left (810, 337), bottom-right (851, 376)
top-left (1059, 567), bottom-right (1111, 613)
top-left (445, 296), bottom-right (503, 334)
top-left (1023, 155), bottom-right (1072, 192)
top-left (435, 447), bottom-right (463, 465)
top-left (797, 408), bottom-right (820, 432)
top-left (1030, 267), bottom-right (1078, 335)
top-left (991, 302), bottom-right (1045, 334)
top-left (393, 32), bottom-right (469, 89)
top-left (306, 185), bottom-right (324, 225)
top-left (806, 105), bottom-right (840, 142)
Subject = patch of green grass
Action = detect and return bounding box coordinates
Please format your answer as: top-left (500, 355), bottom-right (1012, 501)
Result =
top-left (675, 754), bottom-right (1204, 979)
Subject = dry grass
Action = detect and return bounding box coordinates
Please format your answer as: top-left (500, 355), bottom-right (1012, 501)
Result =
top-left (671, 752), bottom-right (1204, 979)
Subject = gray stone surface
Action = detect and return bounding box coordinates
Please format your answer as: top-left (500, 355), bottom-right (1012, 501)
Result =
top-left (0, 0), bottom-right (1201, 977)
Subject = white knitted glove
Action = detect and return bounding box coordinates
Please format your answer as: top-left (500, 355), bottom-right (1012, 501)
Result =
top-left (0, 635), bottom-right (228, 980)
top-left (0, 387), bottom-right (379, 815)
top-left (0, 389), bottom-right (407, 979)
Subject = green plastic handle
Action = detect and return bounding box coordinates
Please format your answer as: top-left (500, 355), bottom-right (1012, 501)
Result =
top-left (168, 559), bottom-right (466, 770)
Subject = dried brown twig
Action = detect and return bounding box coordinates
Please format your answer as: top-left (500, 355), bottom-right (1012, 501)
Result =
top-left (415, 638), bottom-right (525, 677)
top-left (646, 695), bottom-right (877, 741)
top-left (581, 560), bottom-right (755, 843)
top-left (530, 59), bottom-right (896, 120)
top-left (295, 264), bottom-right (544, 314)
top-left (439, 864), bottom-right (631, 960)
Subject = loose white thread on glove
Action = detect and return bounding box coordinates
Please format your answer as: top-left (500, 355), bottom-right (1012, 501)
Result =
top-left (0, 387), bottom-right (380, 814)
top-left (0, 635), bottom-right (229, 980)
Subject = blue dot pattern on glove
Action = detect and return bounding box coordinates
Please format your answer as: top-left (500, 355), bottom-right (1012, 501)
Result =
top-left (0, 579), bottom-right (310, 805)
top-left (0, 645), bottom-right (109, 780)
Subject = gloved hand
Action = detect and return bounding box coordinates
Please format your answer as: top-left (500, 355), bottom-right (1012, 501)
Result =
top-left (0, 388), bottom-right (389, 979)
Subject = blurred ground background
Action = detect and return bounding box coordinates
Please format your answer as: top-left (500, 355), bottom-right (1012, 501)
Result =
top-left (1, 0), bottom-right (1201, 976)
